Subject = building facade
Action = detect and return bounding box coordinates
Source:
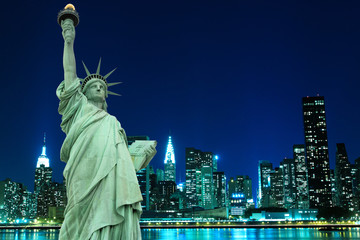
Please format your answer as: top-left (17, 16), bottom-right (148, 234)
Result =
top-left (334, 143), bottom-right (353, 210)
top-left (34, 138), bottom-right (53, 218)
top-left (270, 167), bottom-right (284, 208)
top-left (185, 148), bottom-right (216, 208)
top-left (281, 158), bottom-right (297, 209)
top-left (302, 96), bottom-right (332, 208)
top-left (0, 179), bottom-right (34, 220)
top-left (258, 160), bottom-right (273, 208)
top-left (164, 136), bottom-right (176, 183)
top-left (213, 172), bottom-right (226, 208)
top-left (293, 144), bottom-right (309, 209)
top-left (201, 166), bottom-right (214, 209)
top-left (185, 148), bottom-right (201, 207)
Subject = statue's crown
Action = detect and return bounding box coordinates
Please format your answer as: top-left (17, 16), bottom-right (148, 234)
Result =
top-left (81, 58), bottom-right (121, 96)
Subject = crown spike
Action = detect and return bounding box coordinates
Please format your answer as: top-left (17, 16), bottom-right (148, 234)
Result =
top-left (96, 58), bottom-right (102, 74)
top-left (107, 82), bottom-right (122, 87)
top-left (82, 61), bottom-right (91, 76)
top-left (104, 68), bottom-right (117, 79)
top-left (108, 91), bottom-right (121, 96)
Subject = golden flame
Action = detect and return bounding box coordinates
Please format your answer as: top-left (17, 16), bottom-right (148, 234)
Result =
top-left (64, 4), bottom-right (75, 10)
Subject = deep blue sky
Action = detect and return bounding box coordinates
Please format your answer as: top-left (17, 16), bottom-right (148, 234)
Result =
top-left (1, 1), bottom-right (360, 194)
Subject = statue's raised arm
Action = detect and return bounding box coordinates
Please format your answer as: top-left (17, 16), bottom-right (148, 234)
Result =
top-left (61, 19), bottom-right (77, 89)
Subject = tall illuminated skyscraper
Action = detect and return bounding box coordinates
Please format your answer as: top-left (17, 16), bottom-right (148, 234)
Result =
top-left (34, 134), bottom-right (53, 217)
top-left (293, 144), bottom-right (309, 209)
top-left (281, 158), bottom-right (296, 209)
top-left (258, 160), bottom-right (272, 208)
top-left (270, 167), bottom-right (284, 208)
top-left (213, 172), bottom-right (226, 208)
top-left (201, 166), bottom-right (214, 209)
top-left (164, 136), bottom-right (176, 182)
top-left (302, 96), bottom-right (332, 208)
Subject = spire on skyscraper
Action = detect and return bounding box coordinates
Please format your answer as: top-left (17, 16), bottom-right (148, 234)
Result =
top-left (164, 136), bottom-right (176, 182)
top-left (37, 133), bottom-right (50, 168)
top-left (164, 136), bottom-right (175, 164)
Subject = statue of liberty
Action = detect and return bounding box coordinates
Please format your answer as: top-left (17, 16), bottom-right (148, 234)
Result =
top-left (56, 4), bottom-right (155, 240)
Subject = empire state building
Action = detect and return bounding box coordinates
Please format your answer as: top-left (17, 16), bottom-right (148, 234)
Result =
top-left (34, 134), bottom-right (53, 217)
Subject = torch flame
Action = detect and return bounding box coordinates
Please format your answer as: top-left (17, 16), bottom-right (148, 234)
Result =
top-left (64, 4), bottom-right (75, 11)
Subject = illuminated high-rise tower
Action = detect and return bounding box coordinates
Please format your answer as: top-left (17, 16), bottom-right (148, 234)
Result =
top-left (34, 134), bottom-right (53, 217)
top-left (258, 160), bottom-right (272, 208)
top-left (293, 144), bottom-right (309, 209)
top-left (302, 96), bottom-right (332, 208)
top-left (185, 147), bottom-right (215, 208)
top-left (164, 136), bottom-right (176, 182)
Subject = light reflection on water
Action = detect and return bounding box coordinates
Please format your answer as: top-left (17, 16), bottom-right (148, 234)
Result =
top-left (141, 228), bottom-right (360, 240)
top-left (0, 229), bottom-right (59, 240)
top-left (0, 228), bottom-right (359, 239)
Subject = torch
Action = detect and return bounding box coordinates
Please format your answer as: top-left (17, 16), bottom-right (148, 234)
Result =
top-left (57, 4), bottom-right (79, 27)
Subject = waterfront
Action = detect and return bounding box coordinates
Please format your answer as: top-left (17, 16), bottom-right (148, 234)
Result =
top-left (1, 228), bottom-right (360, 240)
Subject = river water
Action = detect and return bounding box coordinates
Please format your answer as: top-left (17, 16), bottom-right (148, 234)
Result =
top-left (0, 228), bottom-right (359, 239)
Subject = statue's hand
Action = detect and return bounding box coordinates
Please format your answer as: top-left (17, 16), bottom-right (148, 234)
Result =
top-left (61, 19), bottom-right (76, 44)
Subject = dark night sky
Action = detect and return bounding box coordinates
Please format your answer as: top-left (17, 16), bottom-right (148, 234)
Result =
top-left (1, 1), bottom-right (360, 195)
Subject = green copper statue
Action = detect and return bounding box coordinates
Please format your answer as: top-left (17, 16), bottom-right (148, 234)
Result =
top-left (56, 5), bottom-right (155, 240)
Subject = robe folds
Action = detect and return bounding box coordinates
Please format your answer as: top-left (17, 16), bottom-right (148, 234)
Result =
top-left (56, 80), bottom-right (143, 240)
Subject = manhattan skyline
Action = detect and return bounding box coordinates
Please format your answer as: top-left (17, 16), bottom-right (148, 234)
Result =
top-left (1, 1), bottom-right (360, 194)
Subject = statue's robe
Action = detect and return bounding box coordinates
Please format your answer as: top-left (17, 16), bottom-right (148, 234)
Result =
top-left (56, 80), bottom-right (142, 240)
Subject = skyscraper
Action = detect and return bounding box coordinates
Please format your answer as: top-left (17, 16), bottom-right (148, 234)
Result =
top-left (48, 181), bottom-right (67, 220)
top-left (213, 155), bottom-right (219, 172)
top-left (281, 158), bottom-right (296, 209)
top-left (185, 147), bottom-right (215, 208)
top-left (213, 172), bottom-right (226, 208)
top-left (352, 158), bottom-right (360, 211)
top-left (201, 166), bottom-right (214, 209)
top-left (156, 169), bottom-right (164, 183)
top-left (293, 144), bottom-right (309, 209)
top-left (34, 135), bottom-right (53, 217)
top-left (335, 143), bottom-right (353, 210)
top-left (199, 152), bottom-right (213, 169)
top-left (228, 177), bottom-right (236, 198)
top-left (302, 96), bottom-right (332, 208)
top-left (235, 175), bottom-right (253, 201)
top-left (185, 148), bottom-right (201, 207)
top-left (258, 160), bottom-right (273, 208)
top-left (157, 181), bottom-right (177, 210)
top-left (164, 136), bottom-right (176, 183)
top-left (270, 167), bottom-right (284, 208)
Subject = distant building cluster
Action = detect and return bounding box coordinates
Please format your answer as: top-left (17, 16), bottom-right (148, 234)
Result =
top-left (0, 136), bottom-right (66, 223)
top-left (133, 136), bottom-right (254, 219)
top-left (135, 96), bottom-right (359, 221)
top-left (257, 96), bottom-right (360, 214)
top-left (0, 96), bottom-right (359, 222)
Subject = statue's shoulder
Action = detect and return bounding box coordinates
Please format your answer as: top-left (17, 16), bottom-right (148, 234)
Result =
top-left (57, 79), bottom-right (82, 100)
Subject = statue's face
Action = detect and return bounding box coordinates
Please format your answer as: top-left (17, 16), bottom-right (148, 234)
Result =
top-left (85, 80), bottom-right (106, 103)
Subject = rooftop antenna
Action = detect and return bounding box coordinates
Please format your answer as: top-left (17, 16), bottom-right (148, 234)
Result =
top-left (41, 132), bottom-right (47, 156)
